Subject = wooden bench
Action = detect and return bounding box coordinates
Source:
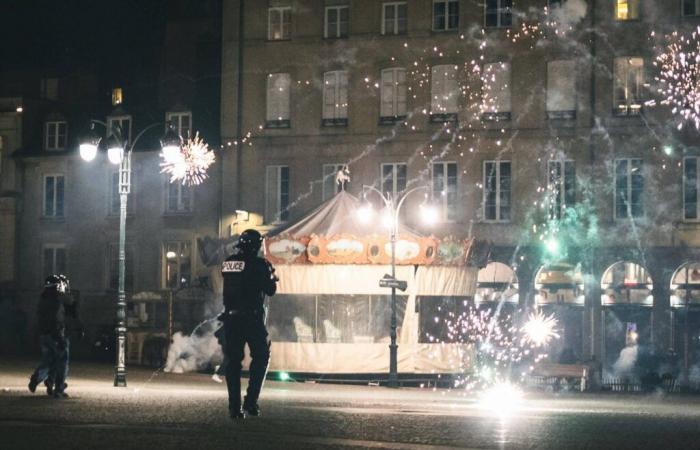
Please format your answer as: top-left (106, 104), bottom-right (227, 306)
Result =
top-left (530, 363), bottom-right (592, 392)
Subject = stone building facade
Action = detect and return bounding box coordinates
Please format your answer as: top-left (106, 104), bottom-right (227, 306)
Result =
top-left (220, 0), bottom-right (700, 376)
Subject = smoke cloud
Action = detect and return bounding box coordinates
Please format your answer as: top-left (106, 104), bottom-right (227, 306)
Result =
top-left (164, 323), bottom-right (223, 374)
top-left (548, 0), bottom-right (588, 34)
top-left (612, 345), bottom-right (639, 377)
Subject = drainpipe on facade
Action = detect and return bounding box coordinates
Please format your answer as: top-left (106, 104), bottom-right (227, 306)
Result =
top-left (235, 0), bottom-right (245, 209)
top-left (588, 0), bottom-right (598, 363)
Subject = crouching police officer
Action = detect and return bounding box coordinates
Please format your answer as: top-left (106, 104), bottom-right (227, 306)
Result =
top-left (221, 229), bottom-right (278, 419)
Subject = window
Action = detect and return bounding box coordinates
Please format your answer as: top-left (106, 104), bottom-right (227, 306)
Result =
top-left (110, 171), bottom-right (134, 216)
top-left (266, 165), bottom-right (290, 223)
top-left (163, 241), bottom-right (192, 289)
top-left (615, 0), bottom-right (639, 20)
top-left (166, 112), bottom-right (191, 139)
top-left (547, 160), bottom-right (575, 220)
top-left (324, 6), bottom-right (349, 38)
top-left (483, 161), bottom-right (511, 222)
top-left (108, 115), bottom-right (132, 143)
top-left (268, 6), bottom-right (292, 40)
top-left (485, 0), bottom-right (513, 28)
top-left (382, 2), bottom-right (407, 35)
top-left (430, 65), bottom-right (459, 122)
top-left (684, 0), bottom-right (700, 16)
top-left (613, 57), bottom-right (644, 116)
top-left (45, 121), bottom-right (67, 150)
top-left (43, 174), bottom-right (64, 218)
top-left (482, 62), bottom-right (511, 121)
top-left (547, 60), bottom-right (577, 119)
top-left (614, 158), bottom-right (643, 219)
top-left (432, 162), bottom-right (458, 221)
top-left (684, 157), bottom-right (700, 221)
top-left (43, 245), bottom-right (66, 279)
top-left (380, 68), bottom-right (407, 123)
top-left (112, 88), bottom-right (123, 106)
top-left (40, 78), bottom-right (58, 101)
top-left (381, 163), bottom-right (407, 198)
top-left (266, 73), bottom-right (291, 128)
top-left (322, 71), bottom-right (348, 126)
top-left (323, 163), bottom-right (345, 200)
top-left (433, 0), bottom-right (458, 31)
top-left (165, 181), bottom-right (192, 214)
top-left (548, 0), bottom-right (564, 7)
top-left (107, 243), bottom-right (134, 291)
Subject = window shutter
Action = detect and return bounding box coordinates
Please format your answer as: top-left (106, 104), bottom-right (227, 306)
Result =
top-left (323, 72), bottom-right (336, 119)
top-left (431, 66), bottom-right (444, 112)
top-left (267, 73), bottom-right (290, 121)
top-left (381, 69), bottom-right (395, 117)
top-left (486, 62), bottom-right (511, 113)
top-left (685, 158), bottom-right (699, 219)
top-left (338, 71), bottom-right (348, 118)
top-left (564, 161), bottom-right (576, 208)
top-left (547, 60), bottom-right (576, 112)
top-left (396, 68), bottom-right (407, 116)
top-left (431, 65), bottom-right (457, 113)
top-left (266, 166), bottom-right (278, 221)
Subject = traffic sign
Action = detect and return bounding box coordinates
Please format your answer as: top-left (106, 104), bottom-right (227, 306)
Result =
top-left (379, 275), bottom-right (407, 291)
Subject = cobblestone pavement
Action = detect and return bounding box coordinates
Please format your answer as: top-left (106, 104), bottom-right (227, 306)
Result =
top-left (2, 359), bottom-right (700, 449)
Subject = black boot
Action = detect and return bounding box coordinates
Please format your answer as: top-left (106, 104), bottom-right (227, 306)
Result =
top-left (45, 380), bottom-right (54, 396)
top-left (28, 377), bottom-right (38, 393)
top-left (229, 408), bottom-right (244, 420)
top-left (242, 396), bottom-right (260, 417)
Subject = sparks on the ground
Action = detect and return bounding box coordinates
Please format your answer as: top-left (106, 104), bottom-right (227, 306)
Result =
top-left (478, 380), bottom-right (524, 416)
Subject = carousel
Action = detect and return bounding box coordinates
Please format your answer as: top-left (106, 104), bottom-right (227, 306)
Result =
top-left (262, 190), bottom-right (479, 374)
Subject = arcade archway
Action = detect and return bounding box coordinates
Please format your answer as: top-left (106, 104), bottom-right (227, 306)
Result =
top-left (534, 262), bottom-right (584, 363)
top-left (600, 261), bottom-right (653, 376)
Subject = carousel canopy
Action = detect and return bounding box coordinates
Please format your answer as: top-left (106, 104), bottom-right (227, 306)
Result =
top-left (265, 191), bottom-right (473, 266)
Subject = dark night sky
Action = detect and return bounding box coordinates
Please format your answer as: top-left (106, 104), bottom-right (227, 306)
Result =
top-left (1, 0), bottom-right (169, 88)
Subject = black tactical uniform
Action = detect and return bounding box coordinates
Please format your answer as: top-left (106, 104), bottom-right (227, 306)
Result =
top-left (221, 229), bottom-right (277, 418)
top-left (29, 275), bottom-right (79, 398)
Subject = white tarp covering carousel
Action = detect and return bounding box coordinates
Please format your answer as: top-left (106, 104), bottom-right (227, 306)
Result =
top-left (263, 191), bottom-right (478, 374)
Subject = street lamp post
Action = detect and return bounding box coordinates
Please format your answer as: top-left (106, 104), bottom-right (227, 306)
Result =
top-left (80, 120), bottom-right (182, 387)
top-left (358, 185), bottom-right (439, 388)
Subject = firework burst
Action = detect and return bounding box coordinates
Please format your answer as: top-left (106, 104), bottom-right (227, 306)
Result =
top-left (521, 310), bottom-right (560, 347)
top-left (161, 132), bottom-right (215, 186)
top-left (650, 27), bottom-right (700, 130)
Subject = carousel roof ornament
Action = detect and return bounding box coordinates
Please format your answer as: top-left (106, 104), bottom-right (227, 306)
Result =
top-left (335, 165), bottom-right (350, 191)
top-left (265, 190), bottom-right (474, 266)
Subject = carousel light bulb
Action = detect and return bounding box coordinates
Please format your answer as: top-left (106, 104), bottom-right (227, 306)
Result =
top-left (381, 208), bottom-right (394, 229)
top-left (356, 204), bottom-right (374, 224)
top-left (420, 203), bottom-right (440, 226)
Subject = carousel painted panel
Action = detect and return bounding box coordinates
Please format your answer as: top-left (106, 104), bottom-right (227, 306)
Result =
top-left (265, 235), bottom-right (309, 264)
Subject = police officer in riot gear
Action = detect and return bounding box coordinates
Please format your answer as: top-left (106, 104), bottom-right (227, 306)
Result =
top-left (29, 274), bottom-right (79, 398)
top-left (221, 229), bottom-right (278, 419)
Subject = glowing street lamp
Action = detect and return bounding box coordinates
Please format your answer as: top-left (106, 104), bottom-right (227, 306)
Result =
top-left (79, 123), bottom-right (101, 162)
top-left (357, 185), bottom-right (434, 388)
top-left (79, 119), bottom-right (182, 387)
top-left (160, 122), bottom-right (183, 163)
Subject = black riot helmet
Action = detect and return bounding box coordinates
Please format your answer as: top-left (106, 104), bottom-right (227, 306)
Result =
top-left (237, 229), bottom-right (263, 256)
top-left (44, 275), bottom-right (62, 289)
